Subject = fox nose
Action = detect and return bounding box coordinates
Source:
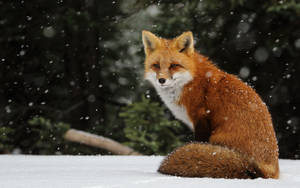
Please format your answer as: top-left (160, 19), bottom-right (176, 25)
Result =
top-left (158, 78), bottom-right (166, 84)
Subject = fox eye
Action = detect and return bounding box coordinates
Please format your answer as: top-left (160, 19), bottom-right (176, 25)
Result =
top-left (152, 63), bottom-right (160, 69)
top-left (169, 64), bottom-right (182, 69)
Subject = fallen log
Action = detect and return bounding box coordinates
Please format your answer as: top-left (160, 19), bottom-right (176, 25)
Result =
top-left (63, 129), bottom-right (141, 155)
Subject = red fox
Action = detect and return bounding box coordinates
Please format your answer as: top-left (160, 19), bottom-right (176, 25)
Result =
top-left (142, 30), bottom-right (279, 179)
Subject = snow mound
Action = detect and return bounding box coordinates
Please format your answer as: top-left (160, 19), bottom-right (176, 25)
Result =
top-left (0, 155), bottom-right (299, 188)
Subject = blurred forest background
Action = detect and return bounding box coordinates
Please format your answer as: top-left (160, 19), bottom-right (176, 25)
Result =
top-left (0, 0), bottom-right (299, 159)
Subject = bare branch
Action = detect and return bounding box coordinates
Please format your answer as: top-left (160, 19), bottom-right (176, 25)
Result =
top-left (63, 129), bottom-right (142, 155)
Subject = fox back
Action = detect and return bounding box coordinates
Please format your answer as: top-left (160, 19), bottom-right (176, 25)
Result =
top-left (142, 30), bottom-right (279, 179)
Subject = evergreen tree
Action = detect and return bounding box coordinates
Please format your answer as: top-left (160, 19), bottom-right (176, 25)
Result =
top-left (120, 96), bottom-right (192, 155)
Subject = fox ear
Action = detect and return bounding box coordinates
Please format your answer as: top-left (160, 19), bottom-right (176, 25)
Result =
top-left (142, 30), bottom-right (161, 56)
top-left (175, 31), bottom-right (194, 55)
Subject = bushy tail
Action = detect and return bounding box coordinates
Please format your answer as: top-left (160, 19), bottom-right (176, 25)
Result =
top-left (158, 143), bottom-right (264, 179)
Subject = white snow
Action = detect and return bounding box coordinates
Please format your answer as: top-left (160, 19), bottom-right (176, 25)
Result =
top-left (0, 155), bottom-right (299, 188)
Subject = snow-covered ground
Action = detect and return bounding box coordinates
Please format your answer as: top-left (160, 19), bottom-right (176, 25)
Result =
top-left (0, 155), bottom-right (299, 188)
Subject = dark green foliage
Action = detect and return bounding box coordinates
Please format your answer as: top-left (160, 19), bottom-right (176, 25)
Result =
top-left (0, 0), bottom-right (134, 154)
top-left (25, 117), bottom-right (70, 154)
top-left (120, 96), bottom-right (191, 155)
top-left (267, 0), bottom-right (300, 15)
top-left (19, 117), bottom-right (106, 155)
top-left (0, 126), bottom-right (14, 153)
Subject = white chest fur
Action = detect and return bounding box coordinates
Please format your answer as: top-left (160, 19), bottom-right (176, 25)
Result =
top-left (145, 72), bottom-right (194, 130)
top-left (156, 87), bottom-right (193, 130)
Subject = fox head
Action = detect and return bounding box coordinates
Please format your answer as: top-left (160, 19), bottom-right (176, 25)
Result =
top-left (142, 31), bottom-right (195, 89)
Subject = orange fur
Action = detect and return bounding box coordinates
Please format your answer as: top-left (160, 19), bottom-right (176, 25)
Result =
top-left (142, 31), bottom-right (279, 179)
